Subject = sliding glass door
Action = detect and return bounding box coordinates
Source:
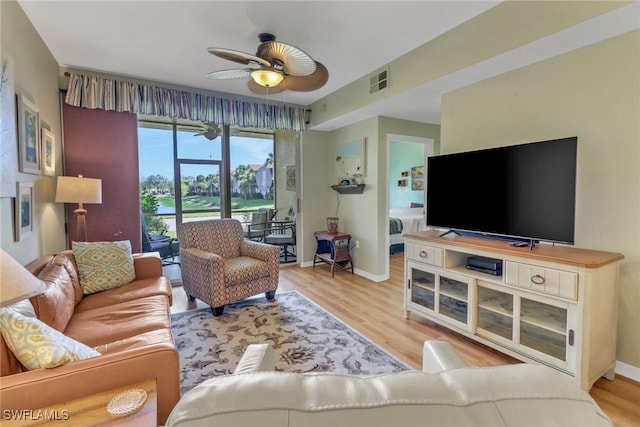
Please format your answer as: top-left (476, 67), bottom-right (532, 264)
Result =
top-left (176, 161), bottom-right (222, 227)
top-left (138, 120), bottom-right (275, 239)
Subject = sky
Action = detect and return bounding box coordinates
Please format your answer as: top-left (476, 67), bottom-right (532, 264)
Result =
top-left (138, 127), bottom-right (273, 179)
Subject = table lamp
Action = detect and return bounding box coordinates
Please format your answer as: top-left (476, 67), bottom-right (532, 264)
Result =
top-left (55, 175), bottom-right (102, 242)
top-left (0, 248), bottom-right (46, 307)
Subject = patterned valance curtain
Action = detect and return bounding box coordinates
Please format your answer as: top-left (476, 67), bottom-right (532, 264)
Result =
top-left (64, 73), bottom-right (307, 131)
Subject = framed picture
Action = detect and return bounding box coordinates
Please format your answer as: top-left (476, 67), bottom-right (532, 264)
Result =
top-left (285, 164), bottom-right (296, 192)
top-left (398, 179), bottom-right (407, 187)
top-left (1, 52), bottom-right (17, 197)
top-left (17, 94), bottom-right (40, 175)
top-left (41, 128), bottom-right (55, 176)
top-left (335, 137), bottom-right (366, 178)
top-left (411, 165), bottom-right (424, 190)
top-left (15, 181), bottom-right (33, 241)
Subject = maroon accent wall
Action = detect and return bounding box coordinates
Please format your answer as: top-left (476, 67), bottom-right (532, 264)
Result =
top-left (62, 103), bottom-right (142, 252)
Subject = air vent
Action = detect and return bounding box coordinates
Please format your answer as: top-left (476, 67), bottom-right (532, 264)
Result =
top-left (369, 69), bottom-right (389, 94)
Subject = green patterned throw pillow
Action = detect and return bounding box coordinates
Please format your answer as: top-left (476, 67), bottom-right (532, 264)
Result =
top-left (72, 240), bottom-right (136, 295)
top-left (0, 308), bottom-right (100, 370)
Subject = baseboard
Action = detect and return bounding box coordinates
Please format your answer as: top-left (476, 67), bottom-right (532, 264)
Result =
top-left (353, 268), bottom-right (387, 282)
top-left (300, 262), bottom-right (387, 282)
top-left (616, 360), bottom-right (640, 382)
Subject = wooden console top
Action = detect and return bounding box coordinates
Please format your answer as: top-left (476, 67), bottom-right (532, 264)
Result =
top-left (404, 230), bottom-right (624, 268)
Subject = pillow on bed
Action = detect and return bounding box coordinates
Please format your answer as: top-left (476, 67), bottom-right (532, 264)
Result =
top-left (389, 207), bottom-right (423, 217)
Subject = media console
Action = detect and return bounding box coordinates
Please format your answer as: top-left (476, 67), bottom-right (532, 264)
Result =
top-left (403, 230), bottom-right (624, 391)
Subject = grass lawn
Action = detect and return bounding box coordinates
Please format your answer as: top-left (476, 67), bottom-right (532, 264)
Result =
top-left (156, 195), bottom-right (273, 212)
top-left (150, 195), bottom-right (275, 237)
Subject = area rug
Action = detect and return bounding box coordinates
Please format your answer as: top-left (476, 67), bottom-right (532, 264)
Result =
top-left (171, 291), bottom-right (411, 394)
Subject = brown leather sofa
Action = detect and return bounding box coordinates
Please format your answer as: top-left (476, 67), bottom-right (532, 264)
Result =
top-left (0, 250), bottom-right (180, 425)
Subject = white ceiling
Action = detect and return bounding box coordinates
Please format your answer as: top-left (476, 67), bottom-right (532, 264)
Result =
top-left (17, 1), bottom-right (640, 130)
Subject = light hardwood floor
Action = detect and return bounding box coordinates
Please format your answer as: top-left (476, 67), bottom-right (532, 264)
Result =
top-left (166, 254), bottom-right (640, 426)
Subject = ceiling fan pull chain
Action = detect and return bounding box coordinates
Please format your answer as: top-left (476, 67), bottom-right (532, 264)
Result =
top-left (266, 87), bottom-right (270, 127)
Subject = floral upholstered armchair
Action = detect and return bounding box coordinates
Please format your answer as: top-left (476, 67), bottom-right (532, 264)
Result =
top-left (178, 219), bottom-right (280, 316)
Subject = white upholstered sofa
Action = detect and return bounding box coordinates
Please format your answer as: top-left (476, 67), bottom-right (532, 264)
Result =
top-left (165, 340), bottom-right (612, 426)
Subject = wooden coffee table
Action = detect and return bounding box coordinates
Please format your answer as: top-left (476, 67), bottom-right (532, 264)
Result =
top-left (3, 379), bottom-right (157, 426)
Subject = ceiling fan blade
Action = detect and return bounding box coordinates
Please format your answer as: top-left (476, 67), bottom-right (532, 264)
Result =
top-left (194, 123), bottom-right (221, 140)
top-left (247, 79), bottom-right (286, 95)
top-left (256, 41), bottom-right (316, 76)
top-left (282, 61), bottom-right (329, 92)
top-left (206, 68), bottom-right (254, 80)
top-left (207, 47), bottom-right (271, 67)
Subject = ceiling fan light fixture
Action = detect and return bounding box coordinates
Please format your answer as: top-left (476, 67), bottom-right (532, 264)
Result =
top-left (251, 69), bottom-right (284, 87)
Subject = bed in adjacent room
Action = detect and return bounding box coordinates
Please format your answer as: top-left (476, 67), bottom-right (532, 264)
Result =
top-left (389, 207), bottom-right (425, 253)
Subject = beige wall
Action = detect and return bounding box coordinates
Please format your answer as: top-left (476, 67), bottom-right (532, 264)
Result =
top-left (274, 130), bottom-right (297, 217)
top-left (1, 0), bottom-right (66, 264)
top-left (441, 31), bottom-right (640, 370)
top-left (300, 117), bottom-right (439, 279)
top-left (298, 130), bottom-right (333, 264)
top-left (327, 118), bottom-right (381, 278)
top-left (308, 1), bottom-right (627, 129)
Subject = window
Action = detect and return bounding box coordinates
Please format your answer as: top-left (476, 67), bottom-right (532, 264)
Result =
top-left (138, 121), bottom-right (274, 238)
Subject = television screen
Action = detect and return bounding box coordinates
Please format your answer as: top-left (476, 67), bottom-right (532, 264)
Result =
top-left (426, 137), bottom-right (577, 244)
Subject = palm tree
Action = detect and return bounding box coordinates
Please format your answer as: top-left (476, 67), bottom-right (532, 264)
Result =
top-left (235, 165), bottom-right (257, 199)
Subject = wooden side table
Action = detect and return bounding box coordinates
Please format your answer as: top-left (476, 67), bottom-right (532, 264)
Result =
top-left (2, 380), bottom-right (157, 426)
top-left (313, 231), bottom-right (354, 277)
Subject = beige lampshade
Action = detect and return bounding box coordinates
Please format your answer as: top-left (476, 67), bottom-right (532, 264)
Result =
top-left (55, 175), bottom-right (102, 204)
top-left (0, 249), bottom-right (46, 307)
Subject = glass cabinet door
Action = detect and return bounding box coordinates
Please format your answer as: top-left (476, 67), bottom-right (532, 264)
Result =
top-left (438, 274), bottom-right (469, 324)
top-left (409, 267), bottom-right (435, 310)
top-left (477, 285), bottom-right (513, 340)
top-left (519, 298), bottom-right (568, 361)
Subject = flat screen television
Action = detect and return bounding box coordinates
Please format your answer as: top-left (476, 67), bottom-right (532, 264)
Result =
top-left (426, 137), bottom-right (577, 245)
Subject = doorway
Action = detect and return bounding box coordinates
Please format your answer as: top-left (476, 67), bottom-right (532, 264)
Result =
top-left (385, 134), bottom-right (434, 279)
top-left (175, 161), bottom-right (223, 227)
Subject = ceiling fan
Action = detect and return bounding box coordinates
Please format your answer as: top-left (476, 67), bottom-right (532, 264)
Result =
top-left (206, 33), bottom-right (329, 95)
top-left (194, 123), bottom-right (221, 140)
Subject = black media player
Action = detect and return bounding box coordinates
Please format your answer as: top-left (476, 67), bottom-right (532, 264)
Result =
top-left (465, 256), bottom-right (503, 275)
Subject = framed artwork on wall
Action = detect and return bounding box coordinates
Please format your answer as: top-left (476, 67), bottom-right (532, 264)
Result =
top-left (15, 181), bottom-right (33, 241)
top-left (17, 94), bottom-right (40, 175)
top-left (411, 165), bottom-right (424, 190)
top-left (335, 137), bottom-right (365, 178)
top-left (41, 128), bottom-right (55, 176)
top-left (0, 52), bottom-right (17, 197)
top-left (285, 164), bottom-right (296, 192)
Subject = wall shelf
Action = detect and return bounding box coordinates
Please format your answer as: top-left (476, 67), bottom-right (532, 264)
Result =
top-left (331, 184), bottom-right (365, 194)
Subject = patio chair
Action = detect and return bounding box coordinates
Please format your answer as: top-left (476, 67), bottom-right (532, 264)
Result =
top-left (179, 218), bottom-right (280, 316)
top-left (243, 208), bottom-right (277, 241)
top-left (265, 210), bottom-right (296, 263)
top-left (141, 211), bottom-right (180, 265)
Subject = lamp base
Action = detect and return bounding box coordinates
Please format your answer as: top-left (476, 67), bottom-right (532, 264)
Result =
top-left (74, 208), bottom-right (88, 242)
